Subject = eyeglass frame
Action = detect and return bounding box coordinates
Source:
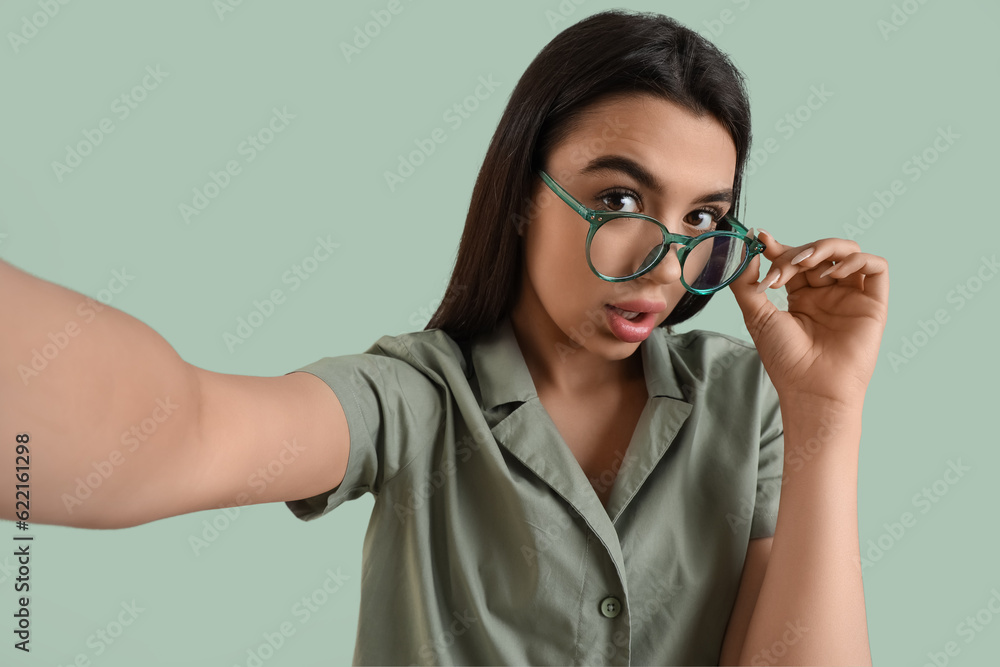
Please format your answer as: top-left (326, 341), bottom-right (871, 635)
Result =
top-left (537, 169), bottom-right (766, 295)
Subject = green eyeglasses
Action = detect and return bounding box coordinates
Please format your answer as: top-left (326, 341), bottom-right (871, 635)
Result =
top-left (538, 170), bottom-right (766, 295)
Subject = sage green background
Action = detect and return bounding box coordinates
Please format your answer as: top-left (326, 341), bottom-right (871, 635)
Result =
top-left (1, 1), bottom-right (997, 665)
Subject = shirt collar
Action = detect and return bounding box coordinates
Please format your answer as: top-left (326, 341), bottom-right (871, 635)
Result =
top-left (470, 315), bottom-right (690, 410)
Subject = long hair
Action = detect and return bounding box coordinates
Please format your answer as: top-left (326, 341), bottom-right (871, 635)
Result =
top-left (425, 9), bottom-right (753, 342)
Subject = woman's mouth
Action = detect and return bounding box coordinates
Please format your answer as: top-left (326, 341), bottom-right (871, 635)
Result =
top-left (604, 304), bottom-right (658, 342)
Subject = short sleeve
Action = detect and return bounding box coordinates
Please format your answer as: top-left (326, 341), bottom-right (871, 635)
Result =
top-left (282, 341), bottom-right (444, 522)
top-left (750, 366), bottom-right (784, 539)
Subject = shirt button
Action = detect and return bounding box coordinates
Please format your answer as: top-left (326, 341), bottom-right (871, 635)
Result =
top-left (599, 596), bottom-right (621, 618)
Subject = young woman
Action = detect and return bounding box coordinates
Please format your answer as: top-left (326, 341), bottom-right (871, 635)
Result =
top-left (1, 9), bottom-right (885, 666)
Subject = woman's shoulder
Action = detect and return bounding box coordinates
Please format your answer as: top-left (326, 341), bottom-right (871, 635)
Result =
top-left (359, 326), bottom-right (470, 382)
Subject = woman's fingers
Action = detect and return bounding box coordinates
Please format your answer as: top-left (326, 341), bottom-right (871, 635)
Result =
top-left (813, 251), bottom-right (890, 304)
top-left (754, 230), bottom-right (888, 303)
top-left (761, 233), bottom-right (859, 276)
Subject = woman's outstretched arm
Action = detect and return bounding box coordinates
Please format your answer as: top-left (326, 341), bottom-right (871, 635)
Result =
top-left (0, 258), bottom-right (349, 530)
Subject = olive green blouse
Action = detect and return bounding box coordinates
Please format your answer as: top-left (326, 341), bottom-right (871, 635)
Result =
top-left (285, 316), bottom-right (784, 666)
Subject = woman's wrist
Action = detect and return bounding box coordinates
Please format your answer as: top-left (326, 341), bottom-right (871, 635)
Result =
top-left (778, 389), bottom-right (866, 419)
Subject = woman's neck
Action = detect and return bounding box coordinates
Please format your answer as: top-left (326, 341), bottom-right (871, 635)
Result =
top-left (509, 296), bottom-right (644, 399)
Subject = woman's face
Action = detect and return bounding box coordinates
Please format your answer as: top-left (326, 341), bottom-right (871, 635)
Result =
top-left (515, 92), bottom-right (738, 360)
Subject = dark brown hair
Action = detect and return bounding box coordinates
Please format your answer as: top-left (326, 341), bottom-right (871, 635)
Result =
top-left (425, 9), bottom-right (753, 342)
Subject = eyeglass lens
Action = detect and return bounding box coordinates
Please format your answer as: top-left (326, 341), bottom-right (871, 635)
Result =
top-left (589, 216), bottom-right (749, 289)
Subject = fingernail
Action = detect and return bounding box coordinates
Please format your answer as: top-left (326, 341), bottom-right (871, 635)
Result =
top-left (756, 269), bottom-right (778, 293)
top-left (819, 265), bottom-right (835, 278)
top-left (790, 247), bottom-right (815, 265)
top-left (757, 228), bottom-right (771, 240)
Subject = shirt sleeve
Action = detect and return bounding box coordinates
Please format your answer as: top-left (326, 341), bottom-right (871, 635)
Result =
top-left (282, 338), bottom-right (443, 522)
top-left (750, 365), bottom-right (784, 540)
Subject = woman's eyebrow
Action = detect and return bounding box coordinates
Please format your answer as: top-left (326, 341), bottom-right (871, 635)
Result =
top-left (580, 154), bottom-right (733, 204)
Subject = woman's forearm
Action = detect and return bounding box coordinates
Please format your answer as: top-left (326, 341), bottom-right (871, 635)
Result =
top-left (736, 396), bottom-right (873, 666)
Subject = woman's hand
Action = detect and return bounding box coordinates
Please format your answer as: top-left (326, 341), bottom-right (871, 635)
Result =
top-left (728, 229), bottom-right (889, 409)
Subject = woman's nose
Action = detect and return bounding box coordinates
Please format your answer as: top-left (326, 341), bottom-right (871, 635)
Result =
top-left (643, 242), bottom-right (684, 285)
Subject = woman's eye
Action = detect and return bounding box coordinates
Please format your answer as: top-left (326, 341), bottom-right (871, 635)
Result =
top-left (600, 191), bottom-right (640, 213)
top-left (688, 209), bottom-right (723, 231)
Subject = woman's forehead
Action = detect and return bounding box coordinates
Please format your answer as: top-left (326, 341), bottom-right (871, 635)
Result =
top-left (552, 130), bottom-right (736, 194)
top-left (555, 95), bottom-right (736, 167)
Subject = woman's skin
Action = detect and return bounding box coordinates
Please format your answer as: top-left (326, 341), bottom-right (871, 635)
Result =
top-left (510, 92), bottom-right (886, 665)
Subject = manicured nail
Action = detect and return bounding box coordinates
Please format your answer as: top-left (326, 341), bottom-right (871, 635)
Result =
top-left (819, 264), bottom-right (835, 278)
top-left (757, 228), bottom-right (771, 240)
top-left (790, 247), bottom-right (815, 265)
top-left (756, 269), bottom-right (778, 293)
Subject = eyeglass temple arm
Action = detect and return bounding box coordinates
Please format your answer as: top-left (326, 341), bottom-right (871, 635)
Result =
top-left (714, 215), bottom-right (765, 252)
top-left (538, 171), bottom-right (593, 220)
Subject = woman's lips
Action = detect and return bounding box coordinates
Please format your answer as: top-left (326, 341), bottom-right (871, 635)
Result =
top-left (606, 299), bottom-right (667, 314)
top-left (604, 305), bottom-right (657, 342)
